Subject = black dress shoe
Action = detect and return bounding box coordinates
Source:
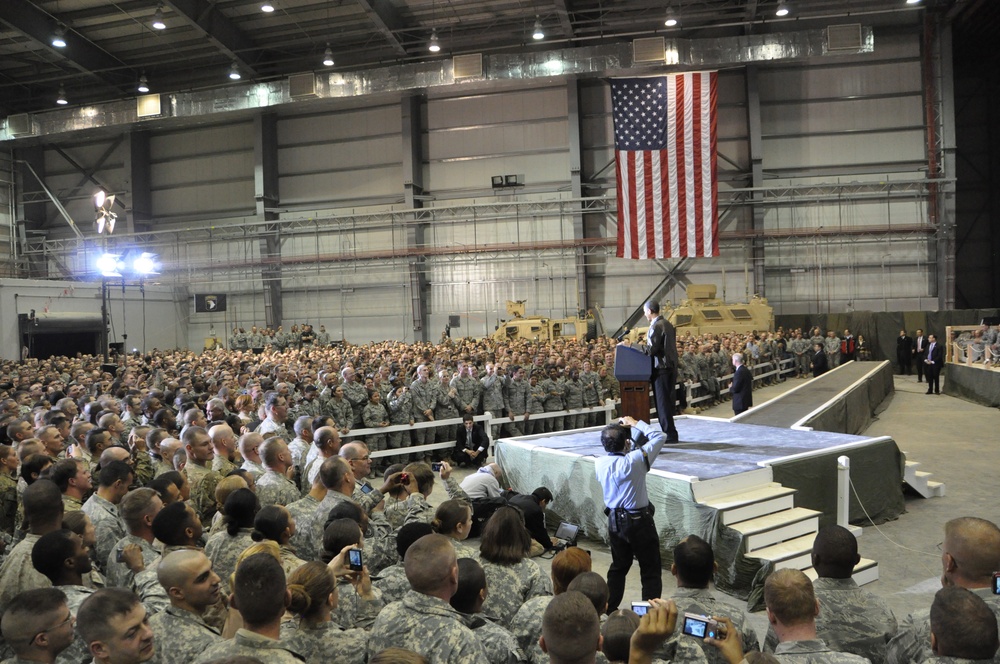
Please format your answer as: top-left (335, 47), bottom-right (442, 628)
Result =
top-left (665, 433), bottom-right (680, 443)
top-left (926, 391), bottom-right (933, 395)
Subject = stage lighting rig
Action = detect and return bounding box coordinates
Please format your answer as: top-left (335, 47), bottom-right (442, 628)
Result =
top-left (94, 190), bottom-right (117, 234)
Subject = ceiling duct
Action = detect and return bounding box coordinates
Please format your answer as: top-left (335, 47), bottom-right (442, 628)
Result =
top-left (827, 24), bottom-right (863, 51)
top-left (633, 37), bottom-right (666, 63)
top-left (289, 73), bottom-right (318, 98)
top-left (6, 114), bottom-right (33, 137)
top-left (1, 27), bottom-right (875, 142)
top-left (453, 54), bottom-right (484, 79)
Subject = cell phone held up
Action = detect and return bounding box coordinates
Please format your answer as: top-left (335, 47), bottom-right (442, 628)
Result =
top-left (348, 548), bottom-right (364, 572)
top-left (681, 613), bottom-right (726, 639)
top-left (630, 601), bottom-right (650, 616)
top-left (993, 571), bottom-right (1000, 594)
top-left (431, 462), bottom-right (443, 472)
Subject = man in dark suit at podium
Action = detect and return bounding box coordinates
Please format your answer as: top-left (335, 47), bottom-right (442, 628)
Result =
top-left (621, 301), bottom-right (679, 442)
top-left (730, 352), bottom-right (753, 415)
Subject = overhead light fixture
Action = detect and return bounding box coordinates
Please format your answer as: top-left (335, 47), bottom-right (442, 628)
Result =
top-left (56, 85), bottom-right (68, 105)
top-left (137, 74), bottom-right (149, 93)
top-left (261, 2), bottom-right (275, 11)
top-left (51, 24), bottom-right (67, 48)
top-left (152, 5), bottom-right (166, 30)
top-left (132, 252), bottom-right (159, 276)
top-left (94, 191), bottom-right (117, 234)
top-left (428, 30), bottom-right (440, 53)
top-left (97, 253), bottom-right (122, 277)
top-left (775, 2), bottom-right (790, 16)
top-left (664, 9), bottom-right (678, 27)
top-left (532, 16), bottom-right (544, 40)
top-left (905, 0), bottom-right (922, 3)
top-left (228, 62), bottom-right (241, 80)
top-left (322, 45), bottom-right (334, 66)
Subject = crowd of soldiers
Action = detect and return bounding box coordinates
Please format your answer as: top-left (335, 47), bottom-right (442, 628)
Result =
top-left (952, 323), bottom-right (1000, 366)
top-left (0, 325), bottom-right (995, 663)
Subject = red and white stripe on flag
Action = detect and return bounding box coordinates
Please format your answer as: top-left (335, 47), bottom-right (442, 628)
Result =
top-left (612, 71), bottom-right (719, 259)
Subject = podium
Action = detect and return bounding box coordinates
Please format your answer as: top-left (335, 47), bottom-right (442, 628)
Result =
top-left (615, 345), bottom-right (652, 422)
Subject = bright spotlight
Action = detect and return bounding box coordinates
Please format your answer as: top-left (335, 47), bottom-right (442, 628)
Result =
top-left (94, 190), bottom-right (107, 208)
top-left (133, 252), bottom-right (159, 275)
top-left (97, 253), bottom-right (122, 277)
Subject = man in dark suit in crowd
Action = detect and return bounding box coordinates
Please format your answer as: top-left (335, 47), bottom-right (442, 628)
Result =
top-left (622, 300), bottom-right (679, 442)
top-left (507, 487), bottom-right (556, 555)
top-left (896, 330), bottom-right (914, 375)
top-left (812, 343), bottom-right (829, 377)
top-left (924, 333), bottom-right (944, 395)
top-left (913, 328), bottom-right (928, 383)
top-left (454, 414), bottom-right (489, 466)
top-left (730, 352), bottom-right (753, 415)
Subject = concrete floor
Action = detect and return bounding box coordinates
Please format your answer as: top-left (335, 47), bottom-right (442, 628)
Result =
top-left (432, 371), bottom-right (1000, 648)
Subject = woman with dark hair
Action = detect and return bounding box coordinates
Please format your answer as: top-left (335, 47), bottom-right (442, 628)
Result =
top-left (282, 561), bottom-right (367, 664)
top-left (430, 499), bottom-right (477, 559)
top-left (478, 505), bottom-right (552, 625)
top-left (320, 518), bottom-right (383, 630)
top-left (251, 505), bottom-right (307, 578)
top-left (204, 487), bottom-right (258, 593)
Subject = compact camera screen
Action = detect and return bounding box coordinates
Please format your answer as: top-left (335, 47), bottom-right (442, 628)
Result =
top-left (630, 601), bottom-right (650, 616)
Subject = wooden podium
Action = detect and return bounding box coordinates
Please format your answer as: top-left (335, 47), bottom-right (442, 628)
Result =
top-left (614, 345), bottom-right (653, 422)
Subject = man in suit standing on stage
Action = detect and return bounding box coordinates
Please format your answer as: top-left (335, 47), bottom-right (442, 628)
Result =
top-left (913, 329), bottom-right (928, 383)
top-left (924, 334), bottom-right (944, 395)
top-left (730, 353), bottom-right (753, 415)
top-left (896, 330), bottom-right (914, 375)
top-left (812, 343), bottom-right (829, 378)
top-left (621, 301), bottom-right (679, 442)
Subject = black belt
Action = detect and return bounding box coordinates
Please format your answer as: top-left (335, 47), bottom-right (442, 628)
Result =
top-left (604, 505), bottom-right (653, 516)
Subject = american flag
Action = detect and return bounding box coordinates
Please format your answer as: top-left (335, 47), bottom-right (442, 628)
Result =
top-left (612, 72), bottom-right (719, 259)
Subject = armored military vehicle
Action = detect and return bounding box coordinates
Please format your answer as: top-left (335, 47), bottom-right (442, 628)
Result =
top-left (626, 284), bottom-right (773, 341)
top-left (491, 300), bottom-right (596, 343)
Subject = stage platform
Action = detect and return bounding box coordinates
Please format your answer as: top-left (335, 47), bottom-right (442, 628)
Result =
top-left (495, 360), bottom-right (904, 603)
top-left (944, 362), bottom-right (1000, 407)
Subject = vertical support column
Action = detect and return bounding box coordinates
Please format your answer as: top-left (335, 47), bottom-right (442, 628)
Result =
top-left (935, 23), bottom-right (957, 310)
top-left (254, 114), bottom-right (282, 328)
top-left (123, 130), bottom-right (152, 235)
top-left (567, 79), bottom-right (589, 316)
top-left (402, 93), bottom-right (428, 341)
top-left (746, 65), bottom-right (767, 298)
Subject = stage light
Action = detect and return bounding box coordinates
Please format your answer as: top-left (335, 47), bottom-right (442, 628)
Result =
top-left (51, 24), bottom-right (67, 48)
top-left (152, 5), bottom-right (166, 30)
top-left (664, 9), bottom-right (678, 27)
top-left (775, 2), bottom-right (790, 16)
top-left (137, 74), bottom-right (149, 93)
top-left (133, 252), bottom-right (159, 275)
top-left (228, 62), bottom-right (241, 80)
top-left (56, 85), bottom-right (67, 105)
top-left (532, 17), bottom-right (544, 40)
top-left (94, 190), bottom-right (107, 208)
top-left (94, 191), bottom-right (116, 234)
top-left (428, 30), bottom-right (440, 53)
top-left (906, 0), bottom-right (922, 3)
top-left (322, 46), bottom-right (334, 67)
top-left (97, 254), bottom-right (122, 277)
top-left (261, 2), bottom-right (275, 12)
top-left (491, 175), bottom-right (504, 188)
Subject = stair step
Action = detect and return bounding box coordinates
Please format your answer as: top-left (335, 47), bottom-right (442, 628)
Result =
top-left (803, 558), bottom-right (879, 586)
top-left (904, 460), bottom-right (920, 469)
top-left (926, 480), bottom-right (946, 497)
top-left (730, 508), bottom-right (821, 552)
top-left (744, 533), bottom-right (817, 565)
top-left (700, 485), bottom-right (798, 526)
top-left (914, 470), bottom-right (932, 479)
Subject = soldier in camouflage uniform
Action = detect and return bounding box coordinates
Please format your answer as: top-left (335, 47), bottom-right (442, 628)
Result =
top-left (410, 364), bottom-right (438, 448)
top-left (478, 506), bottom-right (553, 626)
top-left (540, 365), bottom-right (565, 433)
top-left (340, 367), bottom-right (369, 429)
top-left (281, 561), bottom-right (367, 664)
top-left (387, 383), bottom-right (415, 465)
top-left (192, 554), bottom-right (303, 664)
top-left (183, 427), bottom-right (223, 527)
top-left (679, 344), bottom-right (700, 412)
top-left (231, 327), bottom-right (247, 351)
top-left (810, 327), bottom-right (826, 355)
top-left (503, 366), bottom-right (530, 437)
top-left (886, 517), bottom-right (1000, 664)
top-left (81, 460), bottom-right (131, 574)
top-left (526, 373), bottom-right (547, 435)
top-left (367, 534), bottom-right (489, 663)
top-left (247, 326), bottom-right (265, 351)
top-left (923, 587), bottom-right (1000, 664)
top-left (825, 330), bottom-right (842, 368)
top-left (758, 334), bottom-right (775, 386)
top-left (361, 389), bottom-right (391, 465)
top-left (324, 385), bottom-right (355, 434)
top-left (580, 360), bottom-right (602, 426)
top-left (255, 438), bottom-right (300, 508)
top-left (666, 535), bottom-right (760, 664)
top-left (599, 365), bottom-right (619, 418)
top-left (766, 569), bottom-right (872, 664)
top-left (452, 558), bottom-right (525, 664)
top-left (452, 363), bottom-right (482, 417)
top-left (791, 332), bottom-right (810, 377)
top-left (147, 550), bottom-right (223, 664)
top-left (764, 525), bottom-right (896, 663)
top-left (563, 369), bottom-right (586, 430)
top-left (434, 370), bottom-right (461, 451)
top-left (696, 347), bottom-right (720, 405)
top-left (481, 362), bottom-right (507, 440)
